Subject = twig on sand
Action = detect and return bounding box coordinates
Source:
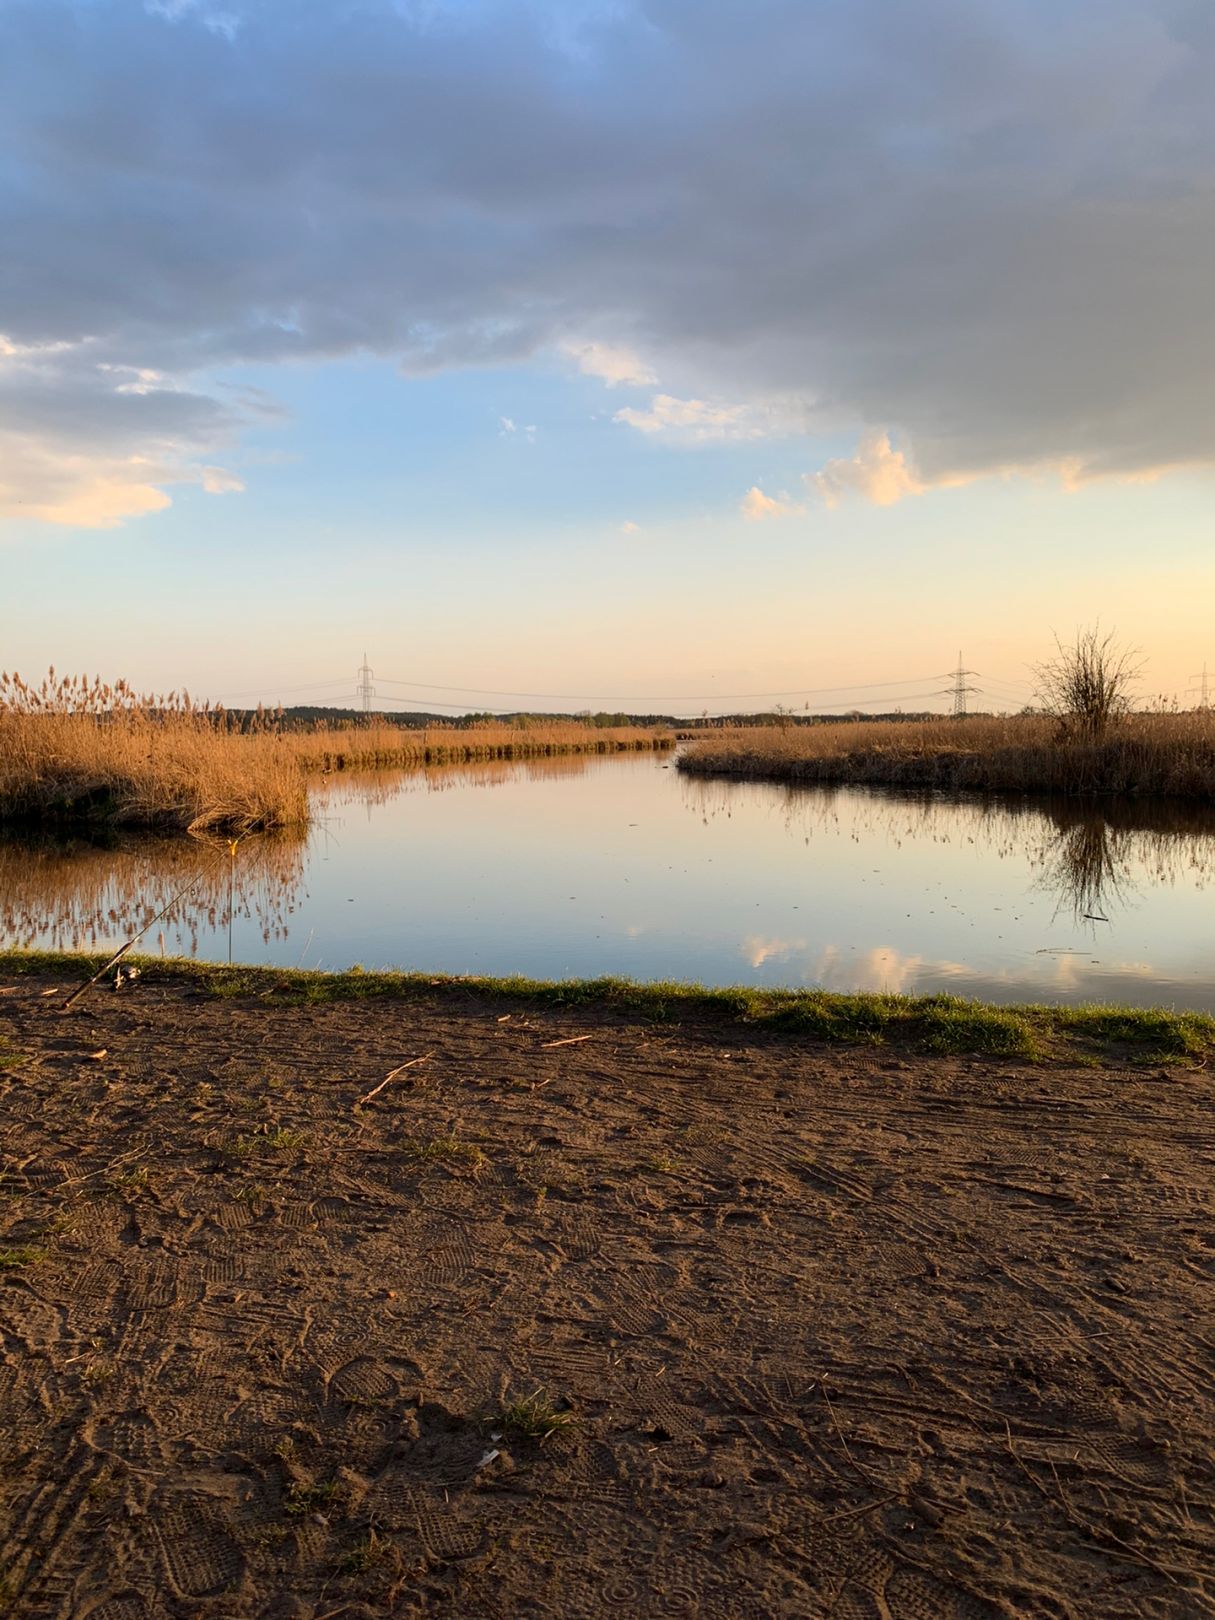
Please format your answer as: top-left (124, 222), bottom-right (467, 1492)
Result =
top-left (541, 1035), bottom-right (593, 1049)
top-left (356, 1053), bottom-right (433, 1107)
top-left (817, 1379), bottom-right (884, 1493)
top-left (818, 1493), bottom-right (898, 1526)
top-left (55, 1145), bottom-right (147, 1191)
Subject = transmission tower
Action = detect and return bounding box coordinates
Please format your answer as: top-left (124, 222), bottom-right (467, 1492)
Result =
top-left (356, 652), bottom-right (376, 714)
top-left (1189, 663), bottom-right (1211, 710)
top-left (943, 651), bottom-right (981, 718)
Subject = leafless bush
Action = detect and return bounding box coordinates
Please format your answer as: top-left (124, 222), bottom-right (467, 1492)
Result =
top-left (1033, 627), bottom-right (1142, 741)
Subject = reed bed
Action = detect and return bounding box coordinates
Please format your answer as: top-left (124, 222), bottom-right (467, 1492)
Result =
top-left (0, 672), bottom-right (674, 833)
top-left (284, 719), bottom-right (674, 773)
top-left (0, 674), bottom-right (306, 834)
top-left (678, 712), bottom-right (1215, 799)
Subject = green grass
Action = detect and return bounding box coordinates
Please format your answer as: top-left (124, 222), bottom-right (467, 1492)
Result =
top-left (399, 1132), bottom-right (485, 1171)
top-left (284, 1480), bottom-right (342, 1517)
top-left (0, 1246), bottom-right (44, 1270)
top-left (491, 1388), bottom-right (576, 1441)
top-left (3, 948), bottom-right (1213, 1062)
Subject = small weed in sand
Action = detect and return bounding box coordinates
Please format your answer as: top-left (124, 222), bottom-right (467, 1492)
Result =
top-left (0, 1245), bottom-right (43, 1270)
top-left (400, 1133), bottom-right (485, 1172)
top-left (235, 1181), bottom-right (273, 1211)
top-left (648, 1154), bottom-right (681, 1174)
top-left (109, 1164), bottom-right (153, 1198)
top-left (233, 1126), bottom-right (309, 1160)
top-left (339, 1529), bottom-right (396, 1575)
top-left (82, 1355), bottom-right (116, 1387)
top-left (285, 1479), bottom-right (342, 1517)
top-left (251, 1523), bottom-right (291, 1550)
top-left (492, 1388), bottom-right (576, 1441)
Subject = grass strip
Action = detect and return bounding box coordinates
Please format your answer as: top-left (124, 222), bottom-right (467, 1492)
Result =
top-left (4, 949), bottom-right (1213, 1063)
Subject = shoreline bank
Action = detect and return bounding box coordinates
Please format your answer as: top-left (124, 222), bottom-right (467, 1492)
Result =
top-left (3, 950), bottom-right (1213, 1061)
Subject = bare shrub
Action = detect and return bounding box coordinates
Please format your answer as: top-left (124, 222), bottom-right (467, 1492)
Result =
top-left (1033, 627), bottom-right (1143, 741)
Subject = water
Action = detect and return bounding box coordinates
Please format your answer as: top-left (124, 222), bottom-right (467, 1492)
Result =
top-left (4, 752), bottom-right (1215, 1009)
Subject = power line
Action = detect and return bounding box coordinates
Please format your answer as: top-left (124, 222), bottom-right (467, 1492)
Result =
top-left (372, 673), bottom-right (954, 703)
top-left (371, 686), bottom-right (969, 712)
top-left (1189, 663), bottom-right (1211, 709)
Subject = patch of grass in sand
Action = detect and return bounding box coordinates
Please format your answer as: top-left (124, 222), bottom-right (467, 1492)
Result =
top-left (5, 950), bottom-right (1215, 1062)
top-left (399, 1133), bottom-right (485, 1172)
top-left (0, 1042), bottom-right (20, 1070)
top-left (0, 1245), bottom-right (44, 1270)
top-left (491, 1388), bottom-right (576, 1441)
top-left (648, 1154), bottom-right (682, 1174)
top-left (108, 1164), bottom-right (154, 1197)
top-left (284, 1479), bottom-right (343, 1517)
top-left (232, 1126), bottom-right (309, 1160)
top-left (339, 1529), bottom-right (397, 1575)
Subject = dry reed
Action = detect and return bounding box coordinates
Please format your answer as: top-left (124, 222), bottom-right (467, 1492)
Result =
top-left (678, 712), bottom-right (1215, 799)
top-left (0, 672), bottom-right (306, 833)
top-left (0, 672), bottom-right (674, 833)
top-left (283, 719), bottom-right (674, 773)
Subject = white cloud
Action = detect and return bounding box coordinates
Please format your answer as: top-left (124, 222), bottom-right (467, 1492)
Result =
top-left (563, 340), bottom-right (657, 389)
top-left (741, 485), bottom-right (800, 521)
top-left (499, 415), bottom-right (536, 441)
top-left (620, 519), bottom-right (640, 534)
top-left (807, 432), bottom-right (933, 508)
top-left (0, 335), bottom-right (254, 526)
top-left (614, 393), bottom-right (765, 441)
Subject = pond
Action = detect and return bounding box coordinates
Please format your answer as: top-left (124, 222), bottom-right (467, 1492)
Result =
top-left (3, 752), bottom-right (1215, 1009)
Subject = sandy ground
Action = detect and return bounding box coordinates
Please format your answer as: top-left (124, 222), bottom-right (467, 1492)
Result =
top-left (0, 972), bottom-right (1212, 1620)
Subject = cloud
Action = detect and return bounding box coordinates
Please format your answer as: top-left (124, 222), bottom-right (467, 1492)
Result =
top-left (4, 0), bottom-right (1215, 524)
top-left (806, 431), bottom-right (932, 508)
top-left (741, 485), bottom-right (799, 521)
top-left (563, 340), bottom-right (657, 388)
top-left (614, 393), bottom-right (764, 441)
top-left (0, 337), bottom-right (249, 526)
top-left (620, 519), bottom-right (640, 534)
top-left (499, 416), bottom-right (537, 441)
top-left (200, 465), bottom-right (244, 494)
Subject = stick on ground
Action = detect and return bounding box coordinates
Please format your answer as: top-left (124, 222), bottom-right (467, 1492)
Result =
top-left (356, 1053), bottom-right (433, 1107)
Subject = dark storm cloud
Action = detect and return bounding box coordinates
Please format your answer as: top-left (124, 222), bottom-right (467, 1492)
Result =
top-left (2, 0), bottom-right (1213, 521)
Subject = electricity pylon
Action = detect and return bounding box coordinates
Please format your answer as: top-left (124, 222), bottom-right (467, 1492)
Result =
top-left (943, 651), bottom-right (981, 718)
top-left (356, 653), bottom-right (376, 714)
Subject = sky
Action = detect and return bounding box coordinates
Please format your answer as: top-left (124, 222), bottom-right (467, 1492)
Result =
top-left (3, 0), bottom-right (1214, 715)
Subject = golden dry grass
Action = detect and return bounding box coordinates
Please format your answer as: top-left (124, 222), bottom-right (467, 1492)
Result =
top-left (0, 672), bottom-right (674, 832)
top-left (678, 712), bottom-right (1215, 798)
top-left (282, 718), bottom-right (674, 772)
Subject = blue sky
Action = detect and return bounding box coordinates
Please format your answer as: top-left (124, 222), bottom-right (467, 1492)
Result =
top-left (4, 0), bottom-right (1215, 712)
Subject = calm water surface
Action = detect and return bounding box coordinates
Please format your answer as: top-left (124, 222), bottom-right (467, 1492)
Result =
top-left (4, 752), bottom-right (1215, 1009)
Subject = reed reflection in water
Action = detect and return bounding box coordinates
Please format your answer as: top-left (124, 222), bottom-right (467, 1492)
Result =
top-left (0, 831), bottom-right (308, 957)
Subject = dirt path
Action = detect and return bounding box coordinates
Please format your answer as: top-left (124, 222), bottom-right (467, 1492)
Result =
top-left (0, 973), bottom-right (1212, 1619)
